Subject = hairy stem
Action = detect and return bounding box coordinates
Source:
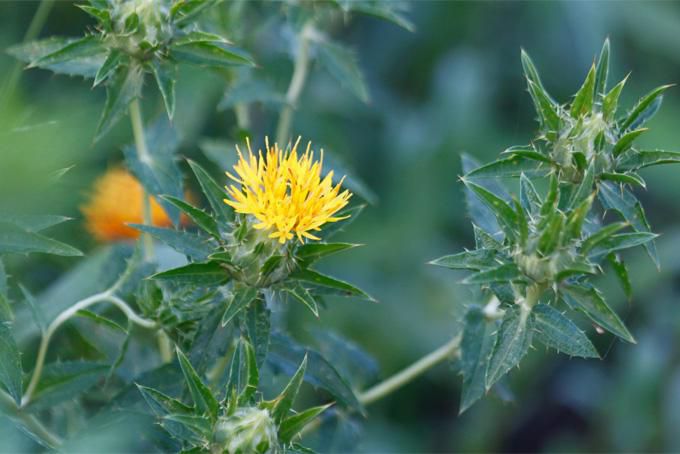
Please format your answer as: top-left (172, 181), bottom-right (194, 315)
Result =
top-left (275, 21), bottom-right (314, 145)
top-left (0, 389), bottom-right (62, 448)
top-left (21, 291), bottom-right (156, 407)
top-left (128, 98), bottom-right (154, 260)
top-left (1, 0), bottom-right (54, 106)
top-left (358, 334), bottom-right (462, 406)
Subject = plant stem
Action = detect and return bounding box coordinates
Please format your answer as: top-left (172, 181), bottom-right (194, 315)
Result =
top-left (275, 22), bottom-right (314, 145)
top-left (1, 0), bottom-right (54, 107)
top-left (128, 98), bottom-right (154, 260)
top-left (21, 291), bottom-right (156, 407)
top-left (357, 334), bottom-right (462, 406)
top-left (0, 389), bottom-right (62, 448)
top-left (234, 103), bottom-right (250, 130)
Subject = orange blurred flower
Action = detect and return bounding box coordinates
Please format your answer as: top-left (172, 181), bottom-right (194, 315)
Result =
top-left (81, 167), bottom-right (173, 242)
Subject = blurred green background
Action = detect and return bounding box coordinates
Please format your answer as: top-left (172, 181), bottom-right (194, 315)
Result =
top-left (2, 1), bottom-right (680, 452)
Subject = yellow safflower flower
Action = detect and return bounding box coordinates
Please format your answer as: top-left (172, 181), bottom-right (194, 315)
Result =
top-left (224, 138), bottom-right (352, 244)
top-left (81, 167), bottom-right (173, 242)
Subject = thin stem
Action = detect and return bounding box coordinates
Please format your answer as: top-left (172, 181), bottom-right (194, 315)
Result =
top-left (275, 22), bottom-right (314, 145)
top-left (1, 0), bottom-right (55, 106)
top-left (128, 98), bottom-right (154, 259)
top-left (157, 331), bottom-right (173, 363)
top-left (0, 389), bottom-right (62, 448)
top-left (357, 334), bottom-right (462, 406)
top-left (234, 103), bottom-right (250, 130)
top-left (22, 291), bottom-right (156, 407)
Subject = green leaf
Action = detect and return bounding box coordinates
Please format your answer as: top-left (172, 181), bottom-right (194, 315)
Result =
top-left (272, 355), bottom-right (308, 424)
top-left (429, 249), bottom-right (498, 271)
top-left (0, 214), bottom-right (72, 232)
top-left (465, 155), bottom-right (547, 179)
top-left (173, 30), bottom-right (230, 46)
top-left (282, 285), bottom-right (319, 317)
top-left (187, 159), bottom-right (232, 224)
top-left (237, 340), bottom-right (259, 405)
top-left (96, 64), bottom-right (144, 140)
top-left (580, 221), bottom-right (628, 254)
top-left (608, 253), bottom-right (632, 300)
top-left (463, 180), bottom-right (518, 239)
top-left (124, 118), bottom-right (183, 225)
top-left (176, 348), bottom-right (219, 419)
top-left (568, 164), bottom-right (595, 208)
top-left (162, 413), bottom-right (212, 440)
top-left (75, 310), bottom-right (127, 334)
top-left (160, 195), bottom-right (220, 238)
top-left (316, 40), bottom-right (369, 103)
top-left (527, 79), bottom-right (560, 132)
top-left (521, 49), bottom-right (551, 97)
top-left (571, 63), bottom-right (597, 118)
top-left (152, 262), bottom-right (228, 286)
top-left (620, 84), bottom-right (673, 131)
top-left (172, 41), bottom-right (254, 68)
top-left (617, 149), bottom-right (680, 170)
top-left (598, 182), bottom-right (657, 266)
top-left (602, 75), bottom-right (628, 120)
top-left (537, 211), bottom-right (565, 255)
top-left (9, 36), bottom-right (106, 78)
top-left (459, 306), bottom-right (497, 413)
top-left (289, 269), bottom-right (375, 301)
top-left (587, 232), bottom-right (658, 258)
top-left (128, 224), bottom-right (214, 260)
top-left (244, 297), bottom-right (271, 368)
top-left (0, 323), bottom-right (22, 405)
top-left (532, 304), bottom-right (599, 358)
top-left (279, 404), bottom-right (332, 443)
top-left (486, 307), bottom-right (532, 390)
top-left (554, 260), bottom-right (598, 282)
top-left (0, 222), bottom-right (82, 256)
top-left (28, 361), bottom-right (108, 410)
top-left (501, 145), bottom-right (552, 163)
top-left (19, 284), bottom-right (46, 334)
top-left (171, 0), bottom-right (217, 25)
top-left (462, 155), bottom-right (502, 238)
top-left (565, 194), bottom-right (594, 240)
top-left (612, 128), bottom-right (648, 157)
top-left (137, 384), bottom-right (193, 416)
top-left (93, 50), bottom-right (121, 86)
top-left (462, 263), bottom-right (524, 285)
top-left (341, 0), bottom-right (415, 32)
top-left (150, 60), bottom-right (177, 120)
top-left (594, 38), bottom-right (610, 96)
top-left (519, 173), bottom-right (542, 213)
top-left (221, 286), bottom-right (258, 327)
top-left (600, 172), bottom-right (646, 188)
top-left (561, 284), bottom-right (635, 343)
top-left (295, 243), bottom-right (360, 267)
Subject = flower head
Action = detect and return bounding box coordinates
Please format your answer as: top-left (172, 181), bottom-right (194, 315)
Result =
top-left (81, 167), bottom-right (172, 242)
top-left (224, 138), bottom-right (352, 244)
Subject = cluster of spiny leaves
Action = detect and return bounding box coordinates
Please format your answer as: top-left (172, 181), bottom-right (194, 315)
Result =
top-left (138, 341), bottom-right (327, 453)
top-left (9, 0), bottom-right (254, 138)
top-left (431, 40), bottom-right (680, 413)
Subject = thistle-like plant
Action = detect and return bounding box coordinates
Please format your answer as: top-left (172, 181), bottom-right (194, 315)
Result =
top-left (430, 40), bottom-right (680, 412)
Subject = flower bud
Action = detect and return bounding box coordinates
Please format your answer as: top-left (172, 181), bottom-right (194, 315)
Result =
top-left (213, 407), bottom-right (279, 454)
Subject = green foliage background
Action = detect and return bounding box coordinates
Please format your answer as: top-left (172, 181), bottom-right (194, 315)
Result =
top-left (2, 1), bottom-right (680, 452)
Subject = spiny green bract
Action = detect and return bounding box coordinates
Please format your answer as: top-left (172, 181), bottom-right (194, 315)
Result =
top-left (431, 40), bottom-right (680, 413)
top-left (138, 342), bottom-right (329, 453)
top-left (8, 0), bottom-right (255, 139)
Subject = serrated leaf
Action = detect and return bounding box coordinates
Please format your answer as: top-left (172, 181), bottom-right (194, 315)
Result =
top-left (237, 340), bottom-right (259, 405)
top-left (527, 79), bottom-right (560, 132)
top-left (465, 155), bottom-right (547, 179)
top-left (486, 307), bottom-right (532, 390)
top-left (162, 413), bottom-right (212, 440)
top-left (581, 221), bottom-right (628, 254)
top-left (463, 263), bottom-right (524, 284)
top-left (537, 210), bottom-right (565, 255)
top-left (0, 222), bottom-right (82, 256)
top-left (10, 36), bottom-right (106, 78)
top-left (316, 40), bottom-right (369, 103)
top-left (221, 286), bottom-right (258, 327)
top-left (150, 60), bottom-right (177, 119)
top-left (561, 284), bottom-right (634, 343)
top-left (187, 160), bottom-right (232, 224)
top-left (521, 49), bottom-right (551, 98)
top-left (282, 285), bottom-right (319, 317)
top-left (171, 0), bottom-right (218, 25)
top-left (272, 355), bottom-right (307, 423)
top-left (173, 30), bottom-right (230, 46)
top-left (429, 249), bottom-right (498, 271)
top-left (463, 180), bottom-right (518, 240)
top-left (96, 63), bottom-right (144, 139)
top-left (176, 348), bottom-right (219, 419)
top-left (244, 297), bottom-right (270, 368)
top-left (18, 284), bottom-right (46, 334)
top-left (1, 214), bottom-right (72, 232)
top-left (93, 50), bottom-right (122, 86)
top-left (571, 63), bottom-right (596, 118)
top-left (123, 118), bottom-right (183, 225)
top-left (501, 145), bottom-right (552, 163)
top-left (151, 262), bottom-right (229, 286)
top-left (343, 1), bottom-right (415, 32)
top-left (565, 194), bottom-right (594, 240)
top-left (600, 172), bottom-right (646, 188)
top-left (608, 253), bottom-right (632, 300)
top-left (289, 269), bottom-right (374, 301)
top-left (569, 164), bottom-right (595, 208)
top-left (519, 173), bottom-right (541, 214)
top-left (279, 404), bottom-right (332, 443)
top-left (617, 149), bottom-right (680, 170)
top-left (459, 306), bottom-right (497, 413)
top-left (602, 75), bottom-right (628, 120)
top-left (128, 224), bottom-right (214, 260)
top-left (0, 323), bottom-right (22, 405)
top-left (532, 304), bottom-right (599, 358)
top-left (137, 384), bottom-right (193, 416)
top-left (172, 41), bottom-right (254, 68)
top-left (594, 38), bottom-right (610, 96)
top-left (598, 181), bottom-right (657, 266)
top-left (461, 155), bottom-right (502, 239)
top-left (587, 232), bottom-right (658, 259)
top-left (295, 243), bottom-right (359, 267)
top-left (612, 128), bottom-right (648, 157)
top-left (620, 84), bottom-right (673, 131)
top-left (75, 310), bottom-right (127, 334)
top-left (28, 361), bottom-right (108, 410)
top-left (160, 195), bottom-right (220, 238)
